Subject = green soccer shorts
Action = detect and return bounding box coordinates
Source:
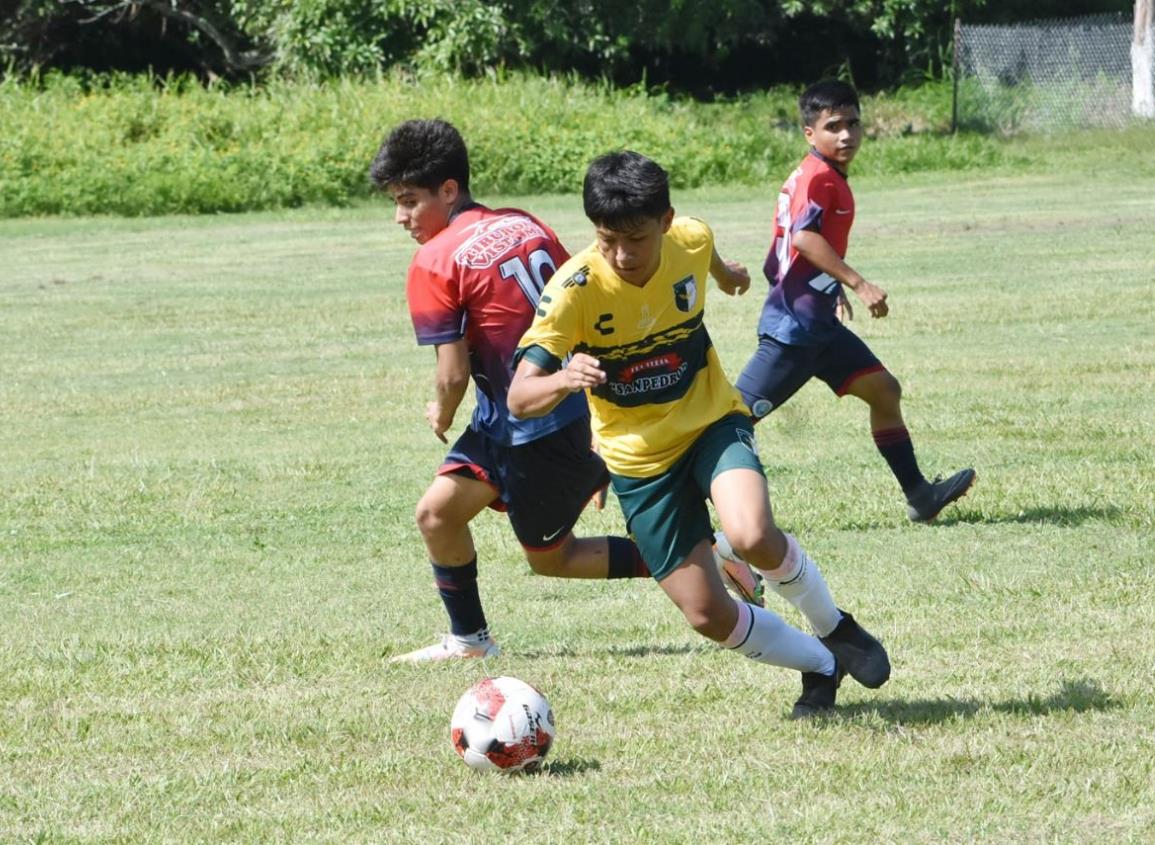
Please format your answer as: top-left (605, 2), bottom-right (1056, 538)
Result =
top-left (610, 413), bottom-right (764, 581)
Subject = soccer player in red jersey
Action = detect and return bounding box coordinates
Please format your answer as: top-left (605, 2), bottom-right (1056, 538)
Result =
top-left (372, 120), bottom-right (763, 663)
top-left (733, 80), bottom-right (975, 523)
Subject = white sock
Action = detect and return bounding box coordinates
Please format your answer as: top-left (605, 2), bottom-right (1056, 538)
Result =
top-left (760, 533), bottom-right (843, 637)
top-left (723, 601), bottom-right (835, 675)
top-left (453, 628), bottom-right (492, 647)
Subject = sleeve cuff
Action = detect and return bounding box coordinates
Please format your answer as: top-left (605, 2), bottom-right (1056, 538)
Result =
top-left (514, 344), bottom-right (562, 373)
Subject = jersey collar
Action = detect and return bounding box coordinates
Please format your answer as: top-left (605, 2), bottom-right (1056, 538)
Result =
top-left (447, 200), bottom-right (484, 225)
top-left (808, 149), bottom-right (850, 180)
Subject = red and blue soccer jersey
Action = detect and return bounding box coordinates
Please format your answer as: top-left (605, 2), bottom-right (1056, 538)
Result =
top-left (757, 150), bottom-right (855, 346)
top-left (406, 205), bottom-right (587, 446)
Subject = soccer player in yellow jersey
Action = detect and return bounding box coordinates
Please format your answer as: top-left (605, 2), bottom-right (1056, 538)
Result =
top-left (509, 151), bottom-right (889, 718)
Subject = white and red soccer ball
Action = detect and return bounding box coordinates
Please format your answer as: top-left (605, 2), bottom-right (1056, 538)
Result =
top-left (450, 676), bottom-right (555, 773)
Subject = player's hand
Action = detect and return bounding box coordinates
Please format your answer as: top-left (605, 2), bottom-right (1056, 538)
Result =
top-left (836, 289), bottom-right (854, 322)
top-left (425, 400), bottom-right (450, 443)
top-left (853, 280), bottom-right (889, 318)
top-left (562, 353), bottom-right (607, 392)
top-left (715, 259), bottom-right (750, 296)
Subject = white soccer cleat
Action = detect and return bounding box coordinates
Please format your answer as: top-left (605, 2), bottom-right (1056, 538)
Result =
top-left (712, 531), bottom-right (765, 608)
top-left (388, 634), bottom-right (501, 664)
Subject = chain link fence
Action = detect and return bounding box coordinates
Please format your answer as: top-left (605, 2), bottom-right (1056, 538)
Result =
top-left (954, 13), bottom-right (1146, 134)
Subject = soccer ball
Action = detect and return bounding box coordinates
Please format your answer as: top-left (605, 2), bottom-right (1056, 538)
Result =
top-left (450, 676), bottom-right (555, 774)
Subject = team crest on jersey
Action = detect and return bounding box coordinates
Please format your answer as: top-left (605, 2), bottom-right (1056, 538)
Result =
top-left (561, 266), bottom-right (590, 288)
top-left (453, 215), bottom-right (547, 269)
top-left (673, 275), bottom-right (697, 312)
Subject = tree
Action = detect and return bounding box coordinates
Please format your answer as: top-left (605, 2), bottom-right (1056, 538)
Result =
top-left (70, 0), bottom-right (271, 72)
top-left (0, 0), bottom-right (271, 76)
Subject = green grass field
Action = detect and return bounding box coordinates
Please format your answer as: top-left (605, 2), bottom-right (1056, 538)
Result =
top-left (2, 161), bottom-right (1154, 843)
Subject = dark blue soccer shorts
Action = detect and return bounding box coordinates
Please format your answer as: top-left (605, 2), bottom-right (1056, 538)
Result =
top-left (439, 416), bottom-right (609, 551)
top-left (735, 324), bottom-right (885, 420)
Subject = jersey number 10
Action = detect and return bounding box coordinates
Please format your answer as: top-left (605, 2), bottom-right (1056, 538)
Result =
top-left (499, 249), bottom-right (557, 308)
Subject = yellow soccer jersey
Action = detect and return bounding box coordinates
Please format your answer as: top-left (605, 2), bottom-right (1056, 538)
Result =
top-left (517, 216), bottom-right (747, 477)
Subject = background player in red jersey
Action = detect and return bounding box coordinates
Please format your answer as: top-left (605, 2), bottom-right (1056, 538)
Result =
top-left (372, 120), bottom-right (764, 663)
top-left (732, 80), bottom-right (975, 524)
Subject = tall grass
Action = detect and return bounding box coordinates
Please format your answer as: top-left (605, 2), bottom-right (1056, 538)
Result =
top-left (0, 73), bottom-right (1024, 217)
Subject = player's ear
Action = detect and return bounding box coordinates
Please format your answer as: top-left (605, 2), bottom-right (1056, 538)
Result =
top-left (438, 178), bottom-right (460, 205)
top-left (802, 124), bottom-right (816, 146)
top-left (660, 207), bottom-right (675, 233)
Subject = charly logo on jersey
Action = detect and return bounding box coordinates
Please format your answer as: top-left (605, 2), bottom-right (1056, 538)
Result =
top-left (673, 275), bottom-right (698, 312)
top-left (452, 215), bottom-right (548, 269)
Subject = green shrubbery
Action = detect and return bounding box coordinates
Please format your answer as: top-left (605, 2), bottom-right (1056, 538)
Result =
top-left (2, 73), bottom-right (1010, 217)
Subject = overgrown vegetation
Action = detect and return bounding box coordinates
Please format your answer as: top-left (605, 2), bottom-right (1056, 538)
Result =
top-left (4, 1), bottom-right (1132, 89)
top-left (1, 72), bottom-right (1021, 217)
top-left (3, 0), bottom-right (983, 85)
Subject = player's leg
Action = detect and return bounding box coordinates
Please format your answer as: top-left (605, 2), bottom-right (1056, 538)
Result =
top-left (506, 417), bottom-right (650, 580)
top-left (827, 326), bottom-right (975, 522)
top-left (734, 334), bottom-right (819, 421)
top-left (617, 417), bottom-right (839, 717)
top-left (659, 547), bottom-right (842, 720)
top-left (523, 535), bottom-right (649, 580)
top-left (390, 434), bottom-right (503, 664)
top-left (498, 420), bottom-right (768, 597)
top-left (414, 472), bottom-right (493, 564)
top-left (707, 415), bottom-right (891, 689)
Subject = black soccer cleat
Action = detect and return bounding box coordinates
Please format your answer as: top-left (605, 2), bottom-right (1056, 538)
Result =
top-left (905, 468), bottom-right (977, 523)
top-left (790, 658), bottom-right (843, 720)
top-left (820, 610), bottom-right (891, 689)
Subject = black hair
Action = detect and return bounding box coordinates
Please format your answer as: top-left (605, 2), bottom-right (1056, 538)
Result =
top-left (799, 80), bottom-right (861, 127)
top-left (582, 150), bottom-right (671, 230)
top-left (368, 119), bottom-right (470, 193)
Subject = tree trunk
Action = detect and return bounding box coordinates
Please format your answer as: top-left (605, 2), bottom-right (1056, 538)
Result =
top-left (1135, 0), bottom-right (1155, 118)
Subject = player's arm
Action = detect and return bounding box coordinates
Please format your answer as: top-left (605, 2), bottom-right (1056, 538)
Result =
top-left (426, 339), bottom-right (470, 443)
top-left (792, 229), bottom-right (889, 318)
top-left (709, 247), bottom-right (750, 297)
top-left (508, 351), bottom-right (605, 419)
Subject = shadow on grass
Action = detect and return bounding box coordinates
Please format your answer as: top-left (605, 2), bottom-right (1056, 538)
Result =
top-left (382, 642), bottom-right (705, 662)
top-left (933, 505), bottom-right (1124, 527)
top-left (836, 678), bottom-right (1117, 725)
top-left (516, 643), bottom-right (706, 659)
top-left (541, 757), bottom-right (602, 777)
top-left (835, 504), bottom-right (1127, 532)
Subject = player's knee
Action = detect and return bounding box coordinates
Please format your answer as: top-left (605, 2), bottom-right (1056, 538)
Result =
top-left (525, 553), bottom-right (563, 577)
top-left (414, 496), bottom-right (450, 539)
top-left (524, 540), bottom-right (574, 577)
top-left (874, 371), bottom-right (902, 407)
top-left (726, 525), bottom-right (784, 567)
top-left (886, 372), bottom-right (903, 400)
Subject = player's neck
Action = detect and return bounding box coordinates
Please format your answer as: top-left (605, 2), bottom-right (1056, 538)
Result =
top-left (447, 195), bottom-right (481, 223)
top-left (808, 148), bottom-right (850, 177)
